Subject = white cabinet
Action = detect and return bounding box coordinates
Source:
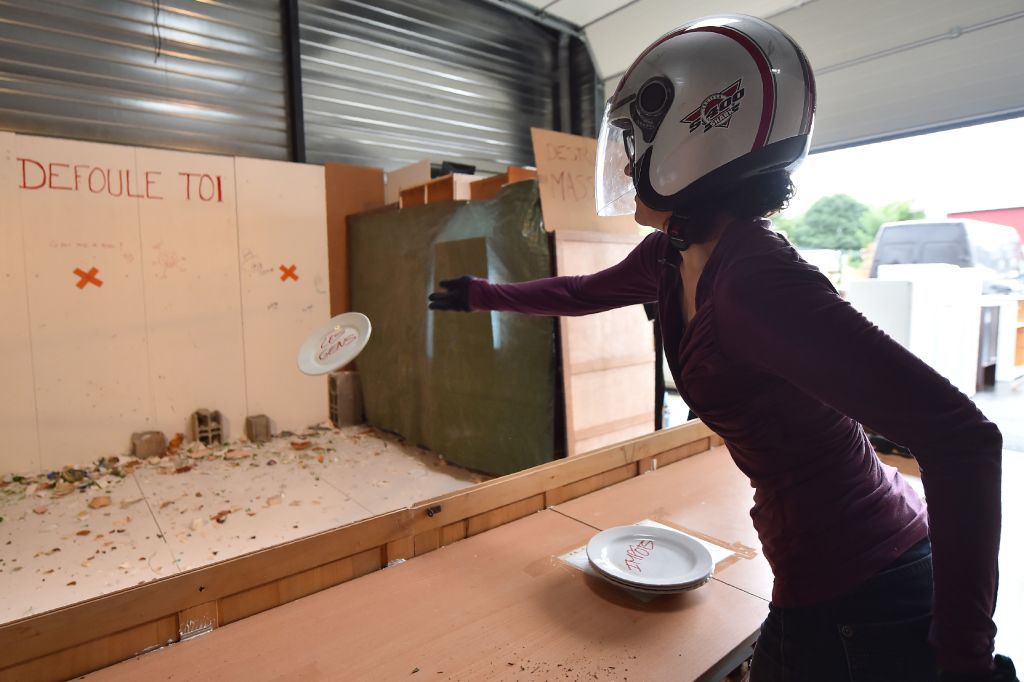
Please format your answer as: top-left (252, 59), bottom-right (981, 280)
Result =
top-left (846, 264), bottom-right (982, 397)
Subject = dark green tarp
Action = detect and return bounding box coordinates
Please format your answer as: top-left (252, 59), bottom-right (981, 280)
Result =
top-left (349, 181), bottom-right (560, 475)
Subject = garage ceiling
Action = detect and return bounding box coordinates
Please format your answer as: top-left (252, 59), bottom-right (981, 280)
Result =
top-left (514, 0), bottom-right (1024, 150)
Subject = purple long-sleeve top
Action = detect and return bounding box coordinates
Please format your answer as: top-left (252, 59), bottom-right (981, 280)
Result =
top-left (467, 221), bottom-right (1002, 674)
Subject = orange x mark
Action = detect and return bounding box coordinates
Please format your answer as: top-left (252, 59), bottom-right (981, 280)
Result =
top-left (280, 264), bottom-right (298, 282)
top-left (74, 267), bottom-right (103, 289)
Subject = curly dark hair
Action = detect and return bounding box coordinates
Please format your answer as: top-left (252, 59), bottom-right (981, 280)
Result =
top-left (667, 170), bottom-right (795, 245)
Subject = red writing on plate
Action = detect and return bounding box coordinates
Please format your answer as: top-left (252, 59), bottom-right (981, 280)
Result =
top-left (622, 539), bottom-right (655, 574)
top-left (17, 158), bottom-right (224, 202)
top-left (317, 328), bottom-right (358, 361)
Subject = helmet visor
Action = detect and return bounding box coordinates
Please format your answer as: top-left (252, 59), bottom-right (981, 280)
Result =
top-left (595, 101), bottom-right (637, 217)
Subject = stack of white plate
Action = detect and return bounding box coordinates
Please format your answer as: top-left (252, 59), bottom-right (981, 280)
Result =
top-left (585, 525), bottom-right (714, 594)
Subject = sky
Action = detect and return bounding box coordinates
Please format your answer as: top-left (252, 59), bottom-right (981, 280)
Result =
top-left (783, 116), bottom-right (1024, 220)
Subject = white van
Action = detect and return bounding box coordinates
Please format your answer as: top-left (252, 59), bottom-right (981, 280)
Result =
top-left (870, 219), bottom-right (1023, 293)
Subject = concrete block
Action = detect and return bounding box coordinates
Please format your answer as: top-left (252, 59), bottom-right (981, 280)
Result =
top-left (131, 431), bottom-right (167, 457)
top-left (329, 371), bottom-right (363, 427)
top-left (245, 414), bottom-right (272, 443)
top-left (190, 409), bottom-right (223, 445)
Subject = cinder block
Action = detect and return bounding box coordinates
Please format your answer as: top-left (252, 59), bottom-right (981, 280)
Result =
top-left (245, 414), bottom-right (272, 443)
top-left (329, 371), bottom-right (364, 426)
top-left (131, 431), bottom-right (167, 457)
top-left (190, 409), bottom-right (223, 446)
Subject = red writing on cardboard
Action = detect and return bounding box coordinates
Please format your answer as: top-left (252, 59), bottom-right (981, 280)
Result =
top-left (17, 158), bottom-right (224, 202)
top-left (546, 171), bottom-right (594, 203)
top-left (540, 143), bottom-right (596, 204)
top-left (545, 143), bottom-right (596, 164)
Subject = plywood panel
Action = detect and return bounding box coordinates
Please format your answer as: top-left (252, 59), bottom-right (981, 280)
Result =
top-left (469, 173), bottom-right (507, 200)
top-left (16, 135), bottom-right (154, 469)
top-left (465, 494), bottom-right (545, 537)
top-left (136, 148), bottom-right (246, 440)
top-left (575, 420), bottom-right (655, 456)
top-left (324, 163), bottom-right (385, 317)
top-left (559, 240), bottom-right (654, 368)
top-left (544, 462), bottom-right (635, 506)
top-left (0, 615), bottom-right (178, 682)
top-left (399, 185), bottom-right (425, 208)
top-left (570, 365), bottom-right (653, 434)
top-left (385, 160), bottom-right (430, 205)
top-left (507, 166), bottom-right (537, 183)
top-left (235, 158), bottom-right (330, 434)
top-left (0, 132), bottom-right (40, 474)
top-left (555, 231), bottom-right (655, 457)
top-left (469, 168), bottom-right (537, 201)
top-left (424, 173), bottom-right (475, 203)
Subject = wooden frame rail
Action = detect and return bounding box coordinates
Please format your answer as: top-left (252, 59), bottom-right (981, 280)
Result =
top-left (0, 422), bottom-right (723, 681)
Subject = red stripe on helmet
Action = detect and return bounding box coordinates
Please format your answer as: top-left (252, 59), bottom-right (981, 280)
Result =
top-left (689, 26), bottom-right (775, 151)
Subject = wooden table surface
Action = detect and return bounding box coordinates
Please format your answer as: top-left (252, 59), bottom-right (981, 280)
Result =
top-left (554, 445), bottom-right (773, 602)
top-left (84, 440), bottom-right (1019, 680)
top-left (86, 457), bottom-right (770, 681)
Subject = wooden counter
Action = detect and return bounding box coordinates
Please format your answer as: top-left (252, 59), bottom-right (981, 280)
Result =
top-left (86, 470), bottom-right (768, 680)
top-left (554, 445), bottom-right (773, 602)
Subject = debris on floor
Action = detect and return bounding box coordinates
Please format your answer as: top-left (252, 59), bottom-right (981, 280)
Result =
top-left (0, 422), bottom-right (491, 624)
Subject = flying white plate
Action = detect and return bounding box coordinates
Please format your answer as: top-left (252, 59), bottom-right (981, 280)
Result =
top-left (586, 525), bottom-right (713, 589)
top-left (297, 312), bottom-right (372, 376)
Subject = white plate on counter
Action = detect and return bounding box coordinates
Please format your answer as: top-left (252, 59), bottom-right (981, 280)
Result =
top-left (586, 525), bottom-right (713, 590)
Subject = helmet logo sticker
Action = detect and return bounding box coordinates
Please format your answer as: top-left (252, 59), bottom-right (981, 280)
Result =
top-left (682, 79), bottom-right (745, 133)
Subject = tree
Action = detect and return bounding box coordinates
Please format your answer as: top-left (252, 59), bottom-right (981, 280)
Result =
top-left (860, 200), bottom-right (925, 243)
top-left (787, 194), bottom-right (869, 250)
top-left (770, 213), bottom-right (800, 239)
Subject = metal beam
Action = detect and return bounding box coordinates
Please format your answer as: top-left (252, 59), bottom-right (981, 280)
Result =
top-left (280, 0), bottom-right (306, 163)
top-left (476, 0), bottom-right (586, 38)
top-left (557, 32), bottom-right (571, 132)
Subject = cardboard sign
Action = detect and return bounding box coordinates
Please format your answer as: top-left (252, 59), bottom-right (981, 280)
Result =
top-left (530, 128), bottom-right (639, 234)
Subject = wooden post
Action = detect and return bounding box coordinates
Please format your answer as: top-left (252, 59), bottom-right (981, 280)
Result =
top-left (324, 163), bottom-right (386, 317)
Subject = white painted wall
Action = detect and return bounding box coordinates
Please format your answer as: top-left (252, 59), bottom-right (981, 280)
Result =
top-left (1, 134), bottom-right (329, 474)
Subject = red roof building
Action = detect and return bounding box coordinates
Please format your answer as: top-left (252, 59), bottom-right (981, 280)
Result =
top-left (947, 207), bottom-right (1024, 242)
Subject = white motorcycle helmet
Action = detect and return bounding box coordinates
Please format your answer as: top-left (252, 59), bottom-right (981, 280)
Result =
top-left (596, 14), bottom-right (816, 247)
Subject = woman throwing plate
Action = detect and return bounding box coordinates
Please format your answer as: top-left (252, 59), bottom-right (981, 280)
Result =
top-left (429, 14), bottom-right (1016, 682)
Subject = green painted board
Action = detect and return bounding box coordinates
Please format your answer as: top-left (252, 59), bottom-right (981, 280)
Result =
top-left (349, 181), bottom-right (559, 475)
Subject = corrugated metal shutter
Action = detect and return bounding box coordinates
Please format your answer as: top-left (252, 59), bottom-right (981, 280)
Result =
top-left (299, 0), bottom-right (558, 173)
top-left (569, 36), bottom-right (600, 139)
top-left (0, 0), bottom-right (289, 159)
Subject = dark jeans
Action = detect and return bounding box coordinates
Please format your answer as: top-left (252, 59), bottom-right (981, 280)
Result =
top-left (750, 537), bottom-right (936, 682)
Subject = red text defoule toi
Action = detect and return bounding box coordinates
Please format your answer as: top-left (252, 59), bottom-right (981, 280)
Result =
top-left (16, 158), bottom-right (224, 203)
top-left (178, 172), bottom-right (223, 202)
top-left (18, 158), bottom-right (162, 199)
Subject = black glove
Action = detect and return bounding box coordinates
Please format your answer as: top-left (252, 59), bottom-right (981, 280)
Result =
top-left (428, 275), bottom-right (474, 312)
top-left (941, 655), bottom-right (1018, 682)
